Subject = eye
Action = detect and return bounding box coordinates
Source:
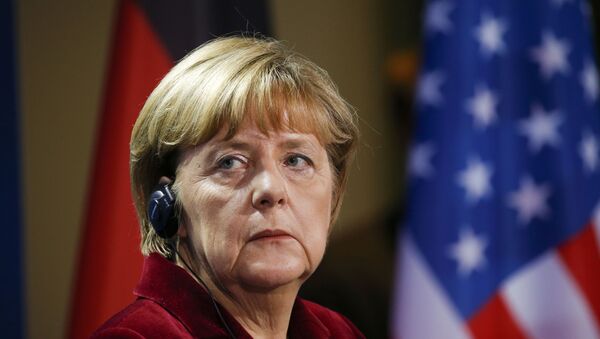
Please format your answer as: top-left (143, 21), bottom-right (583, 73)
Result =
top-left (284, 154), bottom-right (312, 168)
top-left (217, 155), bottom-right (246, 170)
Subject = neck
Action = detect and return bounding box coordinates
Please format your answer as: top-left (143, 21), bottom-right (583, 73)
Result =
top-left (212, 282), bottom-right (299, 339)
top-left (175, 250), bottom-right (300, 339)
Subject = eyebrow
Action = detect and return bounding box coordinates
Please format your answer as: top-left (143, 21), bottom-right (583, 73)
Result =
top-left (203, 135), bottom-right (320, 160)
top-left (279, 139), bottom-right (318, 151)
top-left (203, 141), bottom-right (253, 162)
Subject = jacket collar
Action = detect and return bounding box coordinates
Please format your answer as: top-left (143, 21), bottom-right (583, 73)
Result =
top-left (134, 253), bottom-right (330, 338)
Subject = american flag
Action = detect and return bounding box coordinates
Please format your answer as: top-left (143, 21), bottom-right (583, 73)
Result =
top-left (393, 0), bottom-right (600, 338)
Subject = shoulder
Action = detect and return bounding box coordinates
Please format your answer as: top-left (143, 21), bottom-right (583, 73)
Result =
top-left (299, 299), bottom-right (366, 338)
top-left (91, 298), bottom-right (191, 339)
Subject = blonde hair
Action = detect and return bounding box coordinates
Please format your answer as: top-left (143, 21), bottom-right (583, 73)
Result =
top-left (130, 36), bottom-right (358, 258)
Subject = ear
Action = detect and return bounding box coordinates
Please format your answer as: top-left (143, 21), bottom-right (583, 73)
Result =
top-left (177, 218), bottom-right (188, 238)
top-left (163, 176), bottom-right (187, 238)
top-left (159, 176), bottom-right (173, 186)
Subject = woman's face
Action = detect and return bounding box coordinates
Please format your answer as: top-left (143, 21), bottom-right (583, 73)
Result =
top-left (176, 119), bottom-right (333, 292)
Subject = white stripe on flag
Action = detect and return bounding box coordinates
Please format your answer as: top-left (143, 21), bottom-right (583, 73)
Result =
top-left (392, 232), bottom-right (472, 339)
top-left (501, 251), bottom-right (600, 339)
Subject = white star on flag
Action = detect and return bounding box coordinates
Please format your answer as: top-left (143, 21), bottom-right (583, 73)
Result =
top-left (519, 104), bottom-right (563, 153)
top-left (507, 176), bottom-right (552, 225)
top-left (530, 31), bottom-right (571, 79)
top-left (425, 0), bottom-right (454, 34)
top-left (466, 85), bottom-right (499, 129)
top-left (474, 14), bottom-right (508, 56)
top-left (418, 71), bottom-right (445, 106)
top-left (448, 227), bottom-right (487, 277)
top-left (457, 157), bottom-right (493, 202)
top-left (579, 131), bottom-right (599, 173)
top-left (581, 60), bottom-right (599, 103)
top-left (409, 142), bottom-right (436, 178)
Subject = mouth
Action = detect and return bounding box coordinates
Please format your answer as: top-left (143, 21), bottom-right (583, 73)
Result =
top-left (249, 229), bottom-right (294, 242)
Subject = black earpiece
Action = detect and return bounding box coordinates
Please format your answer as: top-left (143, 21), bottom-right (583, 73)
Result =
top-left (147, 182), bottom-right (178, 238)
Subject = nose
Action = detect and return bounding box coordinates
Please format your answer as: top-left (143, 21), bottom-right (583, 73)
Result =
top-left (251, 162), bottom-right (287, 210)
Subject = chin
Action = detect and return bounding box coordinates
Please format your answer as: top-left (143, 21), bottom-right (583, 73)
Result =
top-left (236, 255), bottom-right (310, 291)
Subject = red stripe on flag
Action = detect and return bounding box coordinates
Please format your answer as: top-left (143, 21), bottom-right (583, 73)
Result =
top-left (67, 0), bottom-right (172, 338)
top-left (557, 223), bottom-right (600, 327)
top-left (467, 293), bottom-right (528, 339)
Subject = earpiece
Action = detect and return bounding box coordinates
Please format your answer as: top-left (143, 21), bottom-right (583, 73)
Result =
top-left (147, 181), bottom-right (178, 238)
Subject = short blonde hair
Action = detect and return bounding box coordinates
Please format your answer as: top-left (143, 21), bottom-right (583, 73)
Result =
top-left (130, 36), bottom-right (358, 258)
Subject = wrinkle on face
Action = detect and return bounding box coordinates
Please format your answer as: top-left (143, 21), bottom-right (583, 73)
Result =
top-left (175, 120), bottom-right (333, 295)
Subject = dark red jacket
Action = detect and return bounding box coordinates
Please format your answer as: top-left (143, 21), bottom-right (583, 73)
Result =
top-left (92, 253), bottom-right (365, 338)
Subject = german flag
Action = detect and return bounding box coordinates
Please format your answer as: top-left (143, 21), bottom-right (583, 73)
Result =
top-left (67, 1), bottom-right (270, 337)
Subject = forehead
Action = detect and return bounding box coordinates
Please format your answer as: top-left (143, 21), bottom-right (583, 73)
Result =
top-left (209, 119), bottom-right (325, 150)
top-left (219, 92), bottom-right (332, 145)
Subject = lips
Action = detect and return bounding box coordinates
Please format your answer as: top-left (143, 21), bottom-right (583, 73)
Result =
top-left (249, 229), bottom-right (294, 241)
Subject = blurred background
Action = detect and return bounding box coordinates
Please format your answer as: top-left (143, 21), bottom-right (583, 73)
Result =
top-left (4, 0), bottom-right (600, 338)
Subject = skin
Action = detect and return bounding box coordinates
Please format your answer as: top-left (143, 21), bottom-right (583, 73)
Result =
top-left (174, 119), bottom-right (334, 338)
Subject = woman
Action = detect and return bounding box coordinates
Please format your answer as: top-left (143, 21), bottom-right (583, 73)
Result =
top-left (93, 36), bottom-right (363, 338)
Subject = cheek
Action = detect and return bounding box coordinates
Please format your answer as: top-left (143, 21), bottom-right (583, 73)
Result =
top-left (182, 182), bottom-right (249, 266)
top-left (180, 182), bottom-right (230, 242)
top-left (295, 178), bottom-right (333, 263)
